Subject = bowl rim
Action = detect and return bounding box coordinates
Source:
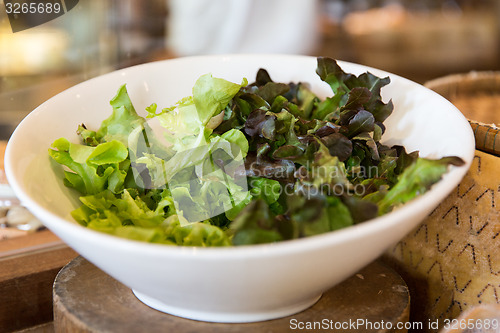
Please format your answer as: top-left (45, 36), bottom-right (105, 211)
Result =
top-left (4, 54), bottom-right (475, 259)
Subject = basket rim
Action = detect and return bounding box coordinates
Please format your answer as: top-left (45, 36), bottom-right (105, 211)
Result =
top-left (425, 71), bottom-right (500, 91)
top-left (425, 72), bottom-right (500, 156)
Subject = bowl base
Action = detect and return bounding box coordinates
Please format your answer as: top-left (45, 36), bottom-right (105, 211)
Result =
top-left (132, 289), bottom-right (322, 323)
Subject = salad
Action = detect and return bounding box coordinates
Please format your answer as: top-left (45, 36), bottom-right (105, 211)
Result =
top-left (49, 57), bottom-right (463, 246)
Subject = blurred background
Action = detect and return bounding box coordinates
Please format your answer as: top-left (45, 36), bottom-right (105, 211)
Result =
top-left (1, 0), bottom-right (499, 140)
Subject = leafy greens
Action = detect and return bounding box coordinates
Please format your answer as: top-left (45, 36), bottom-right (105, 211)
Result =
top-left (49, 57), bottom-right (463, 246)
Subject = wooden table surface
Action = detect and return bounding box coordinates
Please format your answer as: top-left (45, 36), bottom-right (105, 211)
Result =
top-left (53, 257), bottom-right (410, 333)
top-left (0, 139), bottom-right (78, 332)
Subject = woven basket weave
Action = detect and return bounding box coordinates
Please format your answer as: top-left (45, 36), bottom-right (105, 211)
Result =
top-left (425, 72), bottom-right (500, 156)
top-left (385, 72), bottom-right (500, 332)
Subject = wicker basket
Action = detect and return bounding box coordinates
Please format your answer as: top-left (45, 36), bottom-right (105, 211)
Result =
top-left (425, 72), bottom-right (500, 155)
top-left (385, 72), bottom-right (500, 332)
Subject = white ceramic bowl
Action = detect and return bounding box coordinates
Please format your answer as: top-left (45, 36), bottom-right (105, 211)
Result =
top-left (5, 55), bottom-right (474, 323)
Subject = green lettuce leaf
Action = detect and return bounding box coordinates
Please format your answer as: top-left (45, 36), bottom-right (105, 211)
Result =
top-left (72, 189), bottom-right (232, 246)
top-left (193, 74), bottom-right (247, 126)
top-left (377, 156), bottom-right (464, 214)
top-left (49, 138), bottom-right (129, 195)
top-left (96, 84), bottom-right (146, 145)
top-left (230, 199), bottom-right (283, 245)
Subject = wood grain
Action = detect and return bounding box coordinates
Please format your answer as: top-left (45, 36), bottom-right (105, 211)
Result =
top-left (0, 229), bottom-right (65, 261)
top-left (54, 257), bottom-right (410, 333)
top-left (1, 139), bottom-right (78, 332)
top-left (0, 246), bottom-right (77, 332)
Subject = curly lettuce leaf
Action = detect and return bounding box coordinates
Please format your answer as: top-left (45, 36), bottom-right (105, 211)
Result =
top-left (49, 138), bottom-right (129, 195)
top-left (151, 75), bottom-right (247, 154)
top-left (96, 84), bottom-right (146, 145)
top-left (193, 74), bottom-right (247, 125)
top-left (72, 189), bottom-right (232, 246)
top-left (136, 134), bottom-right (250, 223)
top-left (377, 156), bottom-right (465, 214)
top-left (230, 199), bottom-right (283, 245)
top-left (316, 57), bottom-right (393, 123)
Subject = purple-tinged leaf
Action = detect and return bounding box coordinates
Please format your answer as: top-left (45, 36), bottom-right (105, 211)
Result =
top-left (348, 110), bottom-right (375, 137)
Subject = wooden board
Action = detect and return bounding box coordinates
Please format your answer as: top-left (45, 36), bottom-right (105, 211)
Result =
top-left (0, 243), bottom-right (77, 332)
top-left (53, 257), bottom-right (410, 333)
top-left (1, 139), bottom-right (79, 332)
